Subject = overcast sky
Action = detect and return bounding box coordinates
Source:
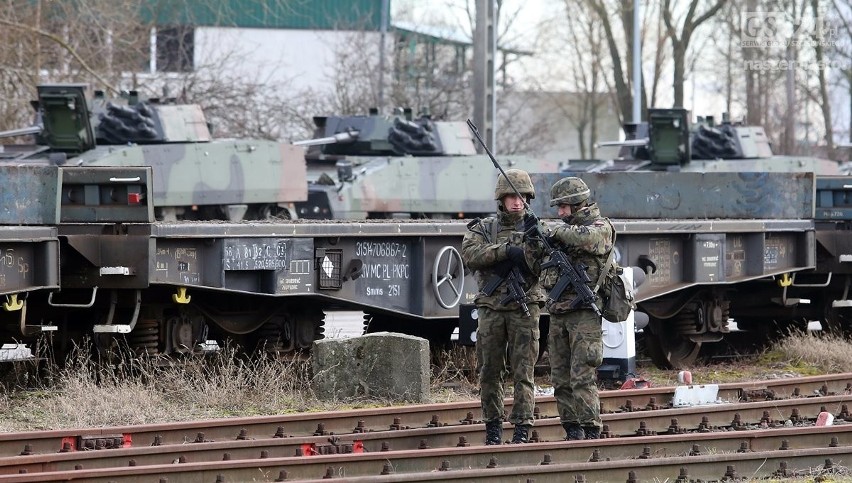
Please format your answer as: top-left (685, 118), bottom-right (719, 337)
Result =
top-left (392, 0), bottom-right (850, 141)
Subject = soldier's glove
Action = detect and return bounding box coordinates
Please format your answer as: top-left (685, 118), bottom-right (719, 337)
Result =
top-left (521, 214), bottom-right (541, 240)
top-left (544, 235), bottom-right (559, 248)
top-left (507, 246), bottom-right (526, 265)
top-left (506, 245), bottom-right (532, 275)
top-left (493, 259), bottom-right (514, 277)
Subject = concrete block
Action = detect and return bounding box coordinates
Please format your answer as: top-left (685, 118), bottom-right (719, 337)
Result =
top-left (312, 332), bottom-right (430, 403)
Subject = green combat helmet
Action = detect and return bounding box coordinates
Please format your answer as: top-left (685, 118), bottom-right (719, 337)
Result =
top-left (550, 177), bottom-right (590, 206)
top-left (495, 169), bottom-right (536, 200)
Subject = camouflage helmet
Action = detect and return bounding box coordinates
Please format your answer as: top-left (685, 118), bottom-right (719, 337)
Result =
top-left (494, 169), bottom-right (535, 200)
top-left (550, 177), bottom-right (590, 207)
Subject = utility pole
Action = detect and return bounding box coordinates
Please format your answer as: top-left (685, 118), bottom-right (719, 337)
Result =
top-left (473, 0), bottom-right (497, 152)
top-left (632, 0), bottom-right (641, 124)
top-left (377, 0), bottom-right (389, 113)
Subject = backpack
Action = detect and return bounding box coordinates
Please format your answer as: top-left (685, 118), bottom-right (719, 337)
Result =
top-left (593, 233), bottom-right (636, 322)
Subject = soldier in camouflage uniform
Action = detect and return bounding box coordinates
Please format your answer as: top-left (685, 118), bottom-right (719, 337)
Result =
top-left (541, 177), bottom-right (614, 440)
top-left (461, 169), bottom-right (545, 445)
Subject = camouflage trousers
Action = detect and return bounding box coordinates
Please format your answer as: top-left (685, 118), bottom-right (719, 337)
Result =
top-left (548, 308), bottom-right (603, 429)
top-left (476, 306), bottom-right (540, 426)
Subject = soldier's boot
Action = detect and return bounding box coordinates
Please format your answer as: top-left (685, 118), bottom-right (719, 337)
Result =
top-left (583, 426), bottom-right (601, 440)
top-left (485, 421), bottom-right (503, 445)
top-left (562, 423), bottom-right (585, 441)
top-left (510, 424), bottom-right (531, 444)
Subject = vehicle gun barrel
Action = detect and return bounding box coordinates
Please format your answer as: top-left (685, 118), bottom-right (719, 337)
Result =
top-left (0, 126), bottom-right (42, 140)
top-left (294, 130), bottom-right (359, 147)
top-left (595, 137), bottom-right (649, 148)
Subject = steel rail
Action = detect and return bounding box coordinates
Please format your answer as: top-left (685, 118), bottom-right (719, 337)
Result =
top-left (0, 373), bottom-right (847, 458)
top-left (1, 425), bottom-right (849, 482)
top-left (1, 394), bottom-right (849, 477)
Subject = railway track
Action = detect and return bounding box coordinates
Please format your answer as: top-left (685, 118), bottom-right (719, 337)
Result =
top-left (0, 373), bottom-right (848, 481)
top-left (0, 372), bottom-right (847, 457)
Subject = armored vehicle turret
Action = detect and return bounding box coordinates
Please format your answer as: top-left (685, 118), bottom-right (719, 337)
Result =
top-left (294, 108), bottom-right (558, 219)
top-left (0, 84), bottom-right (306, 221)
top-left (298, 107), bottom-right (477, 159)
top-left (562, 107), bottom-right (842, 174)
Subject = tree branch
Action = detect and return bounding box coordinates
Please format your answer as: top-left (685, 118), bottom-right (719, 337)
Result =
top-left (0, 18), bottom-right (120, 94)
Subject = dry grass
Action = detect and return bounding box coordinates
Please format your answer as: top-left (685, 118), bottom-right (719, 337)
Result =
top-left (0, 331), bottom-right (850, 432)
top-left (430, 345), bottom-right (479, 402)
top-left (761, 330), bottom-right (850, 374)
top-left (0, 341), bottom-right (322, 430)
top-left (635, 330), bottom-right (852, 388)
top-left (0, 340), bottom-right (483, 431)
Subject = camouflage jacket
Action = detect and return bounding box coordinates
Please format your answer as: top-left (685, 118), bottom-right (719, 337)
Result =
top-left (461, 210), bottom-right (546, 310)
top-left (542, 203), bottom-right (614, 314)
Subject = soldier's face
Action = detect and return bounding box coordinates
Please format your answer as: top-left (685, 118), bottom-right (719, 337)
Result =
top-left (557, 203), bottom-right (572, 218)
top-left (502, 194), bottom-right (525, 213)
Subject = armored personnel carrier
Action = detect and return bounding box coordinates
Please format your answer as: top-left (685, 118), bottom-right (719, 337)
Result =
top-left (559, 108), bottom-right (842, 174)
top-left (0, 84), bottom-right (306, 221)
top-left (294, 108), bottom-right (559, 219)
top-left (525, 108), bottom-right (851, 369)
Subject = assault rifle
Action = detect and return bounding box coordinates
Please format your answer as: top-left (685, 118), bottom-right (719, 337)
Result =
top-left (538, 237), bottom-right (601, 315)
top-left (466, 119), bottom-right (601, 316)
top-left (467, 218), bottom-right (531, 317)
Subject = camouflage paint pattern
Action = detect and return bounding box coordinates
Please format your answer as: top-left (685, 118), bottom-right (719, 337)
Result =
top-left (321, 155), bottom-right (561, 218)
top-left (81, 98), bottom-right (307, 213)
top-left (461, 211), bottom-right (546, 310)
top-left (476, 305), bottom-right (540, 426)
top-left (79, 140), bottom-right (306, 209)
top-left (11, 85), bottom-right (307, 220)
top-left (542, 203), bottom-right (613, 314)
top-left (548, 307), bottom-right (603, 429)
top-left (299, 110), bottom-right (561, 219)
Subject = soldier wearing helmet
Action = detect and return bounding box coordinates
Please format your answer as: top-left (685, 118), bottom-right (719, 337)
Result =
top-left (461, 168), bottom-right (546, 445)
top-left (542, 176), bottom-right (614, 441)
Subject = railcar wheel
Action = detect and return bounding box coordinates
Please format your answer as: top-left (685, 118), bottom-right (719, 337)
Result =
top-left (255, 317), bottom-right (286, 353)
top-left (291, 308), bottom-right (324, 348)
top-left (643, 317), bottom-right (701, 369)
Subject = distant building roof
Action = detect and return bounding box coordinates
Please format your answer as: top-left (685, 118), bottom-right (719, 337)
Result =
top-left (141, 0), bottom-right (387, 30)
top-left (391, 21), bottom-right (470, 47)
top-left (391, 20), bottom-right (532, 55)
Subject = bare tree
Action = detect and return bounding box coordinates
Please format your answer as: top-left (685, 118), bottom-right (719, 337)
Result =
top-left (0, 0), bottom-right (305, 141)
top-left (584, 0), bottom-right (635, 124)
top-left (808, 0), bottom-right (834, 157)
top-left (581, 0), bottom-right (672, 124)
top-left (0, 0), bottom-right (141, 132)
top-left (661, 0), bottom-right (727, 108)
top-left (495, 87), bottom-right (560, 155)
top-left (648, 1), bottom-right (672, 108)
top-left (554, 0), bottom-right (609, 159)
top-left (830, 0), bottom-right (851, 153)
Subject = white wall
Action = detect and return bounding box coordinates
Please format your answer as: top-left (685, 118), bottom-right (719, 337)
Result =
top-left (194, 27), bottom-right (382, 94)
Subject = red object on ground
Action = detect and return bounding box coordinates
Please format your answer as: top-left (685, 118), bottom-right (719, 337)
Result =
top-left (816, 411), bottom-right (835, 426)
top-left (620, 377), bottom-right (651, 389)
